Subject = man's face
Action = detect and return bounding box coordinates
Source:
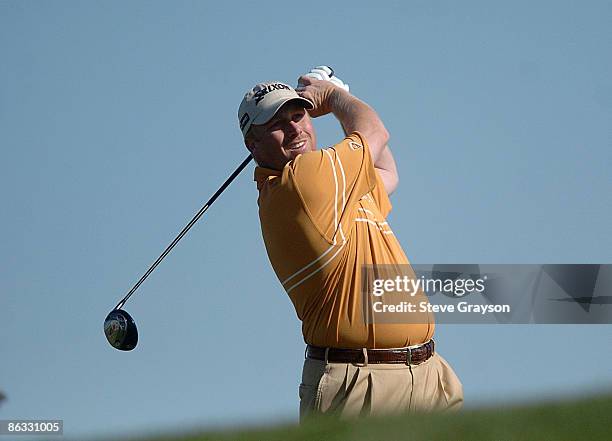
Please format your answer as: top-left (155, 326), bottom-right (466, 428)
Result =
top-left (245, 101), bottom-right (317, 170)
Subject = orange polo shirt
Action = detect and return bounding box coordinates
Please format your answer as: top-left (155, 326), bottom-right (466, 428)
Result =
top-left (255, 132), bottom-right (434, 348)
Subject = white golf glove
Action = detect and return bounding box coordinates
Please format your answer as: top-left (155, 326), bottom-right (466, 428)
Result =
top-left (299, 65), bottom-right (350, 92)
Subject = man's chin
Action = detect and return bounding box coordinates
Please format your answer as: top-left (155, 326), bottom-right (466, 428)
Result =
top-left (284, 143), bottom-right (312, 159)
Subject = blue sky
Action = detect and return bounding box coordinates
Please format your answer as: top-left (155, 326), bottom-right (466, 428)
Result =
top-left (1, 1), bottom-right (611, 439)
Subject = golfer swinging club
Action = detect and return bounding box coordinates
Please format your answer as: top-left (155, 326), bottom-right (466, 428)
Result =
top-left (238, 67), bottom-right (463, 419)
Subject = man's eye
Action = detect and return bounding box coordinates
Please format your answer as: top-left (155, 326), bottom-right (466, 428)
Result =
top-left (293, 113), bottom-right (304, 122)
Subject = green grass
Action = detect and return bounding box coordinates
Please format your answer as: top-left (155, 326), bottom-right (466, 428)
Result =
top-left (140, 394), bottom-right (611, 441)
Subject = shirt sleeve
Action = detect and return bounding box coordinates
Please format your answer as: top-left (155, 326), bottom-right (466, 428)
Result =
top-left (284, 132), bottom-right (378, 243)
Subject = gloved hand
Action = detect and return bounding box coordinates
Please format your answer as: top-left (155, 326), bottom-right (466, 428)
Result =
top-left (298, 65), bottom-right (350, 92)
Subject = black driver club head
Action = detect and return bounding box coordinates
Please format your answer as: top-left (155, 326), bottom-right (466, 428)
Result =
top-left (104, 309), bottom-right (138, 351)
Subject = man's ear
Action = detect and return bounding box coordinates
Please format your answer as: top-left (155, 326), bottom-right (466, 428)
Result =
top-left (244, 135), bottom-right (255, 153)
top-left (243, 135), bottom-right (259, 166)
top-left (244, 129), bottom-right (258, 153)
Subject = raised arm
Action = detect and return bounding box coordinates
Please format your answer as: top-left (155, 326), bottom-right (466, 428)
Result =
top-left (297, 75), bottom-right (398, 194)
top-left (296, 76), bottom-right (389, 163)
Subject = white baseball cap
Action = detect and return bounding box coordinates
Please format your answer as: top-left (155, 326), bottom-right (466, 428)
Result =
top-left (238, 81), bottom-right (314, 138)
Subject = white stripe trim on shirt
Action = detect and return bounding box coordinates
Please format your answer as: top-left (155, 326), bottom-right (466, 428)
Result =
top-left (334, 148), bottom-right (347, 243)
top-left (285, 240), bottom-right (347, 293)
top-left (282, 149), bottom-right (345, 286)
top-left (281, 242), bottom-right (338, 286)
top-left (354, 217), bottom-right (394, 235)
top-left (323, 149), bottom-right (341, 244)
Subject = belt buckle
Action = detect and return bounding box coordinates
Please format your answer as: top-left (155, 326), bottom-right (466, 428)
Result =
top-left (405, 347), bottom-right (413, 366)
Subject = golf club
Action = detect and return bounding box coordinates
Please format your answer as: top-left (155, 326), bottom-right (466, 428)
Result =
top-left (104, 154), bottom-right (253, 351)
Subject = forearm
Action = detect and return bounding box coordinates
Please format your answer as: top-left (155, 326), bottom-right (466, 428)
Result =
top-left (329, 89), bottom-right (389, 163)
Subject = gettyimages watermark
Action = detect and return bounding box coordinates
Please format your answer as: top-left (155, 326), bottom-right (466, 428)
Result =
top-left (361, 264), bottom-right (612, 324)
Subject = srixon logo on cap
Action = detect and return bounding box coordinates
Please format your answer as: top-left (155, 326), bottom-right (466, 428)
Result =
top-left (253, 83), bottom-right (290, 104)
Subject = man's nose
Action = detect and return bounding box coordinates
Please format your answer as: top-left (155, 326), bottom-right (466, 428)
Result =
top-left (286, 121), bottom-right (302, 136)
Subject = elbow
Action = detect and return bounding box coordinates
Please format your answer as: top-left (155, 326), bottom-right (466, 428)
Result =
top-left (372, 124), bottom-right (390, 164)
top-left (366, 121), bottom-right (389, 164)
top-left (379, 124), bottom-right (390, 149)
top-left (376, 121), bottom-right (389, 150)
top-left (388, 173), bottom-right (399, 195)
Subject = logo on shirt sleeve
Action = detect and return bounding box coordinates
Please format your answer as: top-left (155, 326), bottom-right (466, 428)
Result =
top-left (349, 141), bottom-right (363, 150)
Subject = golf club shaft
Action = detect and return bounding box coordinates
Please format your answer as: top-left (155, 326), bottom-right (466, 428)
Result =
top-left (114, 154), bottom-right (253, 310)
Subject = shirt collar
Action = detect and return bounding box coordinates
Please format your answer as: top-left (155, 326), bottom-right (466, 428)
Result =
top-left (254, 166), bottom-right (281, 190)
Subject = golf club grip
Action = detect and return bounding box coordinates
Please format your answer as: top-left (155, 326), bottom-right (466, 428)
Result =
top-left (114, 154), bottom-right (253, 310)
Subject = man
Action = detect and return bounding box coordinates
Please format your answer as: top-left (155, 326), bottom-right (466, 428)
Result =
top-left (237, 70), bottom-right (463, 420)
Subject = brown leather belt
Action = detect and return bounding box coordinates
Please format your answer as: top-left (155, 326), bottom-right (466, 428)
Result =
top-left (306, 340), bottom-right (435, 365)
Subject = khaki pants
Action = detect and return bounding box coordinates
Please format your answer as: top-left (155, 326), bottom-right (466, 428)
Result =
top-left (299, 351), bottom-right (463, 421)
